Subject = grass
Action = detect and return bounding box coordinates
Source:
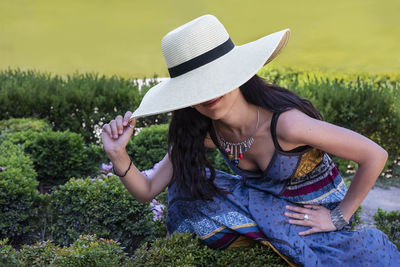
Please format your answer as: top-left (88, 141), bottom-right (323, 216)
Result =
top-left (1, 0), bottom-right (400, 77)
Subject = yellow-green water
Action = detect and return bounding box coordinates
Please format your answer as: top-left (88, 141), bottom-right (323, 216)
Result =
top-left (1, 0), bottom-right (399, 77)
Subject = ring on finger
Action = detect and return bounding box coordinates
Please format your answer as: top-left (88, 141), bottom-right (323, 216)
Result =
top-left (303, 214), bottom-right (310, 220)
top-left (128, 123), bottom-right (135, 129)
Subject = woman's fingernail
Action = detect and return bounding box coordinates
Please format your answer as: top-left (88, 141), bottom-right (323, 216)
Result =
top-left (113, 135), bottom-right (118, 138)
top-left (119, 130), bottom-right (123, 134)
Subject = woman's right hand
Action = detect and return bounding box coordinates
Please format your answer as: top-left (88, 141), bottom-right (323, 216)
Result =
top-left (102, 111), bottom-right (136, 156)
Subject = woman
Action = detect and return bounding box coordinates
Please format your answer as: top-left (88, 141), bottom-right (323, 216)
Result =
top-left (102, 14), bottom-right (400, 266)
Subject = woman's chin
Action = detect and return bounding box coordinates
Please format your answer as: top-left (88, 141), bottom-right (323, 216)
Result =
top-left (194, 108), bottom-right (223, 120)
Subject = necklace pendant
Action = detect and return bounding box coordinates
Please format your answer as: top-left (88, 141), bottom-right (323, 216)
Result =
top-left (216, 107), bottom-right (259, 167)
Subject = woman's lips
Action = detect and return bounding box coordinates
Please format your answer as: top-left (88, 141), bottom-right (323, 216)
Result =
top-left (202, 96), bottom-right (223, 107)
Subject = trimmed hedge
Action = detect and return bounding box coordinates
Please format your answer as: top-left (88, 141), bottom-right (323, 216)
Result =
top-left (0, 141), bottom-right (40, 247)
top-left (1, 127), bottom-right (107, 186)
top-left (133, 232), bottom-right (286, 266)
top-left (47, 175), bottom-right (155, 254)
top-left (0, 117), bottom-right (52, 134)
top-left (1, 232), bottom-right (288, 266)
top-left (0, 234), bottom-right (130, 267)
top-left (23, 130), bottom-right (95, 186)
top-left (0, 68), bottom-right (169, 144)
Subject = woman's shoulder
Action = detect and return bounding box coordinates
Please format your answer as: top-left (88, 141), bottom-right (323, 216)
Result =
top-left (274, 108), bottom-right (312, 150)
top-left (277, 107), bottom-right (308, 124)
top-left (276, 108), bottom-right (315, 135)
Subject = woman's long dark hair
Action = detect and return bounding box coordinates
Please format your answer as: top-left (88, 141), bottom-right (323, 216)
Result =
top-left (167, 74), bottom-right (322, 201)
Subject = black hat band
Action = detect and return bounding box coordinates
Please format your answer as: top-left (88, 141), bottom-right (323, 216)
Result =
top-left (168, 38), bottom-right (235, 78)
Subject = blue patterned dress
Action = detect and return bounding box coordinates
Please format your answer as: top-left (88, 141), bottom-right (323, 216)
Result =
top-left (165, 112), bottom-right (400, 266)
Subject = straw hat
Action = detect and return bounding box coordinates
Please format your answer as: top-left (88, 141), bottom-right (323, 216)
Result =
top-left (130, 14), bottom-right (290, 120)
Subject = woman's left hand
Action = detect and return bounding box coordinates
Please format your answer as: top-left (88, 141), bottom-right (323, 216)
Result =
top-left (284, 204), bottom-right (337, 236)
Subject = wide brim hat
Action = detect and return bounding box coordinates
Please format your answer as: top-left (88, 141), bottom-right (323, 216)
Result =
top-left (130, 14), bottom-right (290, 120)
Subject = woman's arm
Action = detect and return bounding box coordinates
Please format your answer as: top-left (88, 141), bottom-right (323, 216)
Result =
top-left (278, 109), bottom-right (388, 233)
top-left (108, 150), bottom-right (173, 204)
top-left (103, 112), bottom-right (173, 204)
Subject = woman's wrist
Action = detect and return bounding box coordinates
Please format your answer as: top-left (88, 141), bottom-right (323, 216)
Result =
top-left (112, 157), bottom-right (133, 178)
top-left (107, 148), bottom-right (127, 161)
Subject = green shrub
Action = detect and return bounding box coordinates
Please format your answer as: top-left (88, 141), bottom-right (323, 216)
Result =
top-left (127, 124), bottom-right (169, 171)
top-left (0, 141), bottom-right (40, 247)
top-left (133, 232), bottom-right (286, 266)
top-left (0, 238), bottom-right (19, 267)
top-left (0, 128), bottom-right (106, 186)
top-left (0, 69), bottom-right (169, 144)
top-left (0, 140), bottom-right (37, 181)
top-left (22, 130), bottom-right (101, 186)
top-left (48, 176), bottom-right (155, 254)
top-left (52, 234), bottom-right (130, 267)
top-left (0, 129), bottom-right (42, 149)
top-left (84, 143), bottom-right (109, 174)
top-left (0, 117), bottom-right (52, 134)
top-left (1, 232), bottom-right (287, 266)
top-left (373, 208), bottom-right (400, 250)
top-left (1, 234), bottom-right (131, 267)
top-left (17, 240), bottom-right (60, 266)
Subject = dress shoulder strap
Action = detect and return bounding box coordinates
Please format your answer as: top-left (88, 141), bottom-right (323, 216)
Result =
top-left (270, 112), bottom-right (283, 151)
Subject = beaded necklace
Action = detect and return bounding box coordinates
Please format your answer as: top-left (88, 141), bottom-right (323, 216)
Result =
top-left (214, 107), bottom-right (260, 166)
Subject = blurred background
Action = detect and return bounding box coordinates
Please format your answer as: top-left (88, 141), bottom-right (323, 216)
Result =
top-left (1, 0), bottom-right (399, 78)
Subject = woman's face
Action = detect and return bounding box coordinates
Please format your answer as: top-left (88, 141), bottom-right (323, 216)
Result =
top-left (193, 88), bottom-right (240, 120)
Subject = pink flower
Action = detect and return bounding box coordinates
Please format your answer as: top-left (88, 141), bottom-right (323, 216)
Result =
top-left (154, 205), bottom-right (164, 212)
top-left (149, 198), bottom-right (166, 222)
top-left (102, 163), bottom-right (113, 172)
